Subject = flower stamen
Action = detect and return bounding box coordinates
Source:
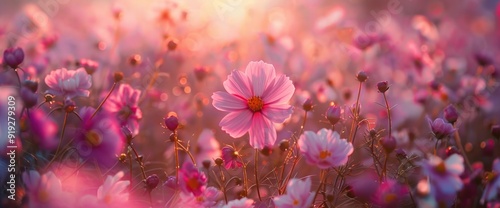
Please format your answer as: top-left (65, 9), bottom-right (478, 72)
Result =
top-left (247, 96), bottom-right (264, 112)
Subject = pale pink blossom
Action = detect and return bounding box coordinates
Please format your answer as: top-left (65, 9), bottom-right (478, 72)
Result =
top-left (298, 128), bottom-right (353, 169)
top-left (222, 197), bottom-right (255, 208)
top-left (177, 186), bottom-right (220, 208)
top-left (273, 178), bottom-right (314, 208)
top-left (23, 170), bottom-right (73, 208)
top-left (422, 154), bottom-right (464, 197)
top-left (44, 67), bottom-right (92, 99)
top-left (103, 84), bottom-right (142, 135)
top-left (78, 171), bottom-right (130, 208)
top-left (212, 61), bottom-right (295, 149)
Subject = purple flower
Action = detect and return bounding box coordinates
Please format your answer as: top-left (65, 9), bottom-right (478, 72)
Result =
top-left (443, 105), bottom-right (459, 124)
top-left (221, 146), bottom-right (243, 169)
top-left (75, 107), bottom-right (125, 167)
top-left (273, 177), bottom-right (314, 208)
top-left (26, 109), bottom-right (58, 150)
top-left (44, 67), bottom-right (92, 99)
top-left (179, 162), bottom-right (207, 196)
top-left (427, 118), bottom-right (455, 140)
top-left (422, 154), bottom-right (464, 196)
top-left (3, 47), bottom-right (24, 68)
top-left (325, 105), bottom-right (342, 126)
top-left (103, 84), bottom-right (142, 135)
top-left (372, 179), bottom-right (408, 207)
top-left (177, 186), bottom-right (220, 207)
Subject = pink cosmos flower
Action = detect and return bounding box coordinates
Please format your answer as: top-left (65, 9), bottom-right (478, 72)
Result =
top-left (298, 128), bottom-right (353, 169)
top-left (221, 146), bottom-right (243, 169)
top-left (179, 162), bottom-right (207, 196)
top-left (75, 107), bottom-right (125, 167)
top-left (26, 109), bottom-right (58, 150)
top-left (212, 61), bottom-right (295, 149)
top-left (177, 186), bottom-right (220, 208)
top-left (273, 177), bottom-right (314, 208)
top-left (427, 118), bottom-right (455, 140)
top-left (422, 154), bottom-right (464, 196)
top-left (44, 67), bottom-right (92, 99)
top-left (23, 170), bottom-right (73, 208)
top-left (78, 171), bottom-right (130, 208)
top-left (103, 84), bottom-right (142, 135)
top-left (481, 159), bottom-right (500, 204)
top-left (223, 197), bottom-right (255, 208)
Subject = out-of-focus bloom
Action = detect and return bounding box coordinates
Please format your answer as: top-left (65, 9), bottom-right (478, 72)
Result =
top-left (75, 107), bottom-right (125, 167)
top-left (372, 179), bottom-right (409, 207)
top-left (177, 186), bottom-right (219, 208)
top-left (422, 154), bottom-right (464, 196)
top-left (491, 125), bottom-right (500, 139)
top-left (273, 178), bottom-right (314, 208)
top-left (221, 146), bottom-right (243, 169)
top-left (78, 171), bottom-right (130, 207)
top-left (3, 47), bottom-right (24, 68)
top-left (427, 118), bottom-right (455, 140)
top-left (103, 84), bottom-right (142, 135)
top-left (443, 105), bottom-right (459, 124)
top-left (44, 68), bottom-right (92, 99)
top-left (481, 159), bottom-right (500, 204)
top-left (20, 87), bottom-right (38, 108)
top-left (380, 136), bottom-right (397, 154)
top-left (78, 58), bottom-right (99, 74)
top-left (146, 174), bottom-right (160, 191)
top-left (23, 171), bottom-right (71, 208)
top-left (223, 197), bottom-right (254, 208)
top-left (179, 162), bottom-right (207, 196)
top-left (298, 128), bottom-right (353, 169)
top-left (326, 105), bottom-right (341, 126)
top-left (212, 61), bottom-right (295, 149)
top-left (195, 129), bottom-right (220, 168)
top-left (27, 109), bottom-right (58, 150)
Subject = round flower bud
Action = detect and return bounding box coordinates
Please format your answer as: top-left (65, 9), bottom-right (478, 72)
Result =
top-left (167, 40), bottom-right (178, 51)
top-left (260, 146), bottom-right (273, 156)
top-left (164, 115), bottom-right (179, 131)
top-left (163, 176), bottom-right (178, 189)
top-left (3, 47), bottom-right (24, 69)
top-left (194, 66), bottom-right (208, 82)
top-left (21, 87), bottom-right (38, 109)
top-left (377, 81), bottom-right (389, 93)
top-left (279, 140), bottom-right (290, 152)
top-left (369, 129), bottom-right (377, 138)
top-left (326, 105), bottom-right (341, 126)
top-left (202, 160), bottom-right (211, 169)
top-left (356, 71), bottom-right (368, 82)
top-left (113, 72), bottom-right (124, 82)
top-left (302, 98), bottom-right (314, 111)
top-left (146, 174), bottom-right (160, 191)
top-left (395, 148), bottom-right (407, 160)
top-left (380, 136), bottom-right (396, 154)
top-left (443, 105), bottom-right (458, 124)
top-left (214, 158), bottom-right (223, 166)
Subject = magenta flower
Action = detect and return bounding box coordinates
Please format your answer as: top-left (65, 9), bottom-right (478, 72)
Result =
top-left (177, 186), bottom-right (220, 207)
top-left (26, 109), bottom-right (58, 150)
top-left (481, 159), bottom-right (500, 204)
top-left (179, 162), bottom-right (207, 196)
top-left (75, 107), bottom-right (125, 167)
top-left (422, 154), bottom-right (464, 196)
top-left (298, 128), bottom-right (353, 169)
top-left (427, 118), bottom-right (455, 140)
top-left (212, 61), bottom-right (295, 149)
top-left (221, 146), bottom-right (243, 169)
top-left (103, 84), bottom-right (142, 135)
top-left (44, 67), bottom-right (92, 99)
top-left (273, 177), bottom-right (314, 208)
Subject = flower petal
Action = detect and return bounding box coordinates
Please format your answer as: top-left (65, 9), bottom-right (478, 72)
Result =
top-left (245, 61), bottom-right (276, 97)
top-left (262, 104), bottom-right (293, 123)
top-left (223, 70), bottom-right (253, 99)
top-left (212, 91), bottom-right (247, 112)
top-left (220, 110), bottom-right (253, 138)
top-left (248, 113), bottom-right (277, 149)
top-left (262, 74), bottom-right (295, 105)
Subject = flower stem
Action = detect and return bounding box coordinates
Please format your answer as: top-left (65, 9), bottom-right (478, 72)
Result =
top-left (382, 93), bottom-right (392, 137)
top-left (91, 82), bottom-right (116, 119)
top-left (46, 112), bottom-right (68, 169)
top-left (349, 82), bottom-right (363, 143)
top-left (312, 169), bottom-right (327, 204)
top-left (128, 150), bottom-right (133, 192)
top-left (254, 149), bottom-right (262, 201)
top-left (218, 166), bottom-right (228, 204)
top-left (176, 141), bottom-right (196, 165)
top-left (382, 154), bottom-right (389, 181)
top-left (173, 132), bottom-right (180, 184)
top-left (453, 126), bottom-right (472, 170)
top-left (129, 143), bottom-right (147, 180)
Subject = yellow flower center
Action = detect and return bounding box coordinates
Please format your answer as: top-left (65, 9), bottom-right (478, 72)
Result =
top-left (485, 171), bottom-right (498, 183)
top-left (293, 199), bottom-right (299, 206)
top-left (435, 161), bottom-right (446, 174)
top-left (319, 150), bottom-right (331, 160)
top-left (85, 130), bottom-right (103, 146)
top-left (119, 106), bottom-right (132, 119)
top-left (247, 96), bottom-right (264, 112)
top-left (38, 190), bottom-right (49, 202)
